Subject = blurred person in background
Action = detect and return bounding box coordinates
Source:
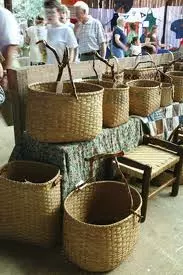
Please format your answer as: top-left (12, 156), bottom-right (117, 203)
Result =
top-left (127, 23), bottom-right (138, 44)
top-left (74, 1), bottom-right (106, 61)
top-left (25, 15), bottom-right (47, 65)
top-left (130, 36), bottom-right (141, 56)
top-left (44, 0), bottom-right (78, 64)
top-left (111, 16), bottom-right (127, 58)
top-left (60, 5), bottom-right (74, 29)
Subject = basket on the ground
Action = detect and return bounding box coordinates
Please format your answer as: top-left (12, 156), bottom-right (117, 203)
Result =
top-left (0, 161), bottom-right (61, 247)
top-left (63, 153), bottom-right (142, 272)
top-left (102, 56), bottom-right (124, 85)
top-left (126, 79), bottom-right (161, 116)
top-left (124, 59), bottom-right (163, 83)
top-left (166, 71), bottom-right (183, 102)
top-left (26, 81), bottom-right (104, 142)
top-left (160, 82), bottom-right (174, 107)
top-left (85, 79), bottom-right (129, 127)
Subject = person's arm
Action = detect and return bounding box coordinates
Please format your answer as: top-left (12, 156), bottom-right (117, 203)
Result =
top-left (68, 48), bottom-right (76, 62)
top-left (114, 34), bottom-right (127, 51)
top-left (3, 45), bottom-right (18, 70)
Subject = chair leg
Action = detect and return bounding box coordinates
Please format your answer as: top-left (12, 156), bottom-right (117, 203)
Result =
top-left (141, 167), bottom-right (152, 223)
top-left (171, 158), bottom-right (183, 196)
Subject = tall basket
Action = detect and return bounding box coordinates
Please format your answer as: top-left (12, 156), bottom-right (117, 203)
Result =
top-left (63, 152), bottom-right (142, 272)
top-left (0, 161), bottom-right (61, 247)
top-left (166, 71), bottom-right (183, 102)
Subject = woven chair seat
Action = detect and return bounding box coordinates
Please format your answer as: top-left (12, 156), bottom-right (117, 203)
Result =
top-left (119, 145), bottom-right (180, 180)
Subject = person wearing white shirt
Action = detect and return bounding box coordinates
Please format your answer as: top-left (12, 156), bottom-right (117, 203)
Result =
top-left (44, 0), bottom-right (78, 64)
top-left (60, 5), bottom-right (74, 30)
top-left (130, 37), bottom-right (142, 56)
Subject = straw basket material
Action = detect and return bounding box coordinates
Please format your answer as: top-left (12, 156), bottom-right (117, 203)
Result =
top-left (159, 50), bottom-right (174, 74)
top-left (174, 61), bottom-right (183, 71)
top-left (85, 80), bottom-right (129, 127)
top-left (160, 82), bottom-right (174, 107)
top-left (26, 82), bottom-right (104, 143)
top-left (127, 79), bottom-right (161, 117)
top-left (102, 56), bottom-right (124, 85)
top-left (63, 181), bottom-right (142, 272)
top-left (167, 71), bottom-right (183, 102)
top-left (0, 161), bottom-right (61, 247)
top-left (124, 60), bottom-right (163, 83)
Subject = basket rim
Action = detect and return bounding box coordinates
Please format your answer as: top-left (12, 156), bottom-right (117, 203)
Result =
top-left (0, 160), bottom-right (61, 187)
top-left (167, 71), bottom-right (183, 77)
top-left (126, 79), bottom-right (161, 88)
top-left (28, 81), bottom-right (104, 96)
top-left (83, 80), bottom-right (129, 91)
top-left (64, 180), bottom-right (142, 228)
top-left (124, 66), bottom-right (163, 72)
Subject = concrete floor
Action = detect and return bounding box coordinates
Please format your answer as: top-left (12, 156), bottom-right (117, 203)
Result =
top-left (0, 114), bottom-right (183, 275)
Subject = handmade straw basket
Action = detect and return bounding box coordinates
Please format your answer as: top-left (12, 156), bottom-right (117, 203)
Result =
top-left (85, 80), bottom-right (129, 127)
top-left (0, 161), bottom-right (61, 247)
top-left (26, 82), bottom-right (104, 143)
top-left (127, 79), bottom-right (161, 117)
top-left (102, 57), bottom-right (124, 85)
top-left (63, 180), bottom-right (142, 272)
top-left (124, 60), bottom-right (163, 83)
top-left (160, 82), bottom-right (174, 107)
top-left (167, 71), bottom-right (183, 102)
top-left (174, 61), bottom-right (183, 71)
top-left (159, 51), bottom-right (175, 74)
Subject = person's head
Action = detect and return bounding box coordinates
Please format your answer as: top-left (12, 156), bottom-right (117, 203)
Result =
top-left (142, 27), bottom-right (148, 35)
top-left (44, 0), bottom-right (62, 25)
top-left (35, 15), bottom-right (45, 25)
top-left (114, 0), bottom-right (133, 13)
top-left (117, 16), bottom-right (125, 28)
top-left (74, 1), bottom-right (89, 23)
top-left (151, 25), bottom-right (158, 34)
top-left (60, 4), bottom-right (70, 23)
top-left (132, 36), bottom-right (140, 46)
top-left (130, 23), bottom-right (136, 32)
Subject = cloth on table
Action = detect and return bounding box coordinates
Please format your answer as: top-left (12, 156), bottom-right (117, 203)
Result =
top-left (132, 102), bottom-right (183, 140)
top-left (10, 117), bottom-right (142, 200)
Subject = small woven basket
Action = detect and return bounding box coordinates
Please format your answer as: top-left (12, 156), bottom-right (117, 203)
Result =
top-left (160, 82), bottom-right (174, 107)
top-left (85, 80), bottom-right (129, 127)
top-left (26, 82), bottom-right (104, 143)
top-left (0, 161), bottom-right (61, 247)
top-left (102, 56), bottom-right (124, 85)
top-left (127, 79), bottom-right (161, 116)
top-left (167, 71), bottom-right (183, 102)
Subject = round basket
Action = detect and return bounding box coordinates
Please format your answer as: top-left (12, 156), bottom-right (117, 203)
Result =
top-left (160, 82), bottom-right (174, 107)
top-left (0, 161), bottom-right (61, 247)
top-left (126, 79), bottom-right (161, 116)
top-left (26, 82), bottom-right (104, 143)
top-left (166, 71), bottom-right (183, 102)
top-left (63, 180), bottom-right (142, 272)
top-left (84, 79), bottom-right (129, 127)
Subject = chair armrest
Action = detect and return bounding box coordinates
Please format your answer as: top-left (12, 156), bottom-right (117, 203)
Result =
top-left (143, 135), bottom-right (183, 156)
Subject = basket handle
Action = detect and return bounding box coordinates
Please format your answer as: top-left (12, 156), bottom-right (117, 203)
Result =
top-left (36, 40), bottom-right (78, 100)
top-left (134, 52), bottom-right (153, 64)
top-left (93, 52), bottom-right (115, 82)
top-left (84, 152), bottom-right (142, 221)
top-left (104, 55), bottom-right (120, 80)
top-left (133, 60), bottom-right (157, 71)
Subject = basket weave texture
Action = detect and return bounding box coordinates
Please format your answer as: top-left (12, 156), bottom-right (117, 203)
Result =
top-left (0, 161), bottom-right (61, 247)
top-left (127, 80), bottom-right (161, 116)
top-left (102, 71), bottom-right (124, 85)
top-left (26, 82), bottom-right (104, 143)
top-left (174, 61), bottom-right (183, 71)
top-left (167, 71), bottom-right (183, 102)
top-left (63, 181), bottom-right (142, 272)
top-left (160, 82), bottom-right (174, 107)
top-left (85, 80), bottom-right (129, 127)
top-left (124, 66), bottom-right (163, 83)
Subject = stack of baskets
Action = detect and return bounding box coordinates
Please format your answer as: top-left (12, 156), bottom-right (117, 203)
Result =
top-left (0, 161), bottom-right (61, 247)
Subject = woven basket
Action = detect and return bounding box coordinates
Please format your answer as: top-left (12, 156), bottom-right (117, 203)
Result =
top-left (127, 79), bottom-right (161, 116)
top-left (0, 161), bottom-right (61, 247)
top-left (64, 180), bottom-right (142, 272)
top-left (160, 82), bottom-right (174, 107)
top-left (159, 51), bottom-right (175, 74)
top-left (102, 56), bottom-right (124, 85)
top-left (26, 82), bottom-right (104, 143)
top-left (124, 60), bottom-right (163, 83)
top-left (85, 80), bottom-right (129, 127)
top-left (174, 61), bottom-right (183, 71)
top-left (167, 71), bottom-right (183, 102)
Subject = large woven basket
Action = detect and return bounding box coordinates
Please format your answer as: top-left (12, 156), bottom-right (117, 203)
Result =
top-left (64, 180), bottom-right (142, 272)
top-left (167, 71), bottom-right (183, 102)
top-left (26, 82), bottom-right (104, 143)
top-left (160, 82), bottom-right (174, 107)
top-left (0, 161), bottom-right (61, 247)
top-left (124, 59), bottom-right (163, 83)
top-left (102, 57), bottom-right (124, 85)
top-left (127, 79), bottom-right (161, 116)
top-left (85, 80), bottom-right (129, 127)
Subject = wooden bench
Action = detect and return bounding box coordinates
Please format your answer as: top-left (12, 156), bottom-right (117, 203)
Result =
top-left (116, 136), bottom-right (183, 222)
